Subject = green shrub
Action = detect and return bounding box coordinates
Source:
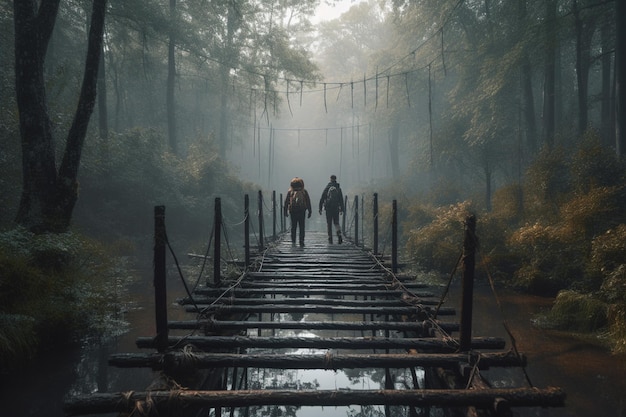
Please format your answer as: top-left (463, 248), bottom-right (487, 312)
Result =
top-left (405, 201), bottom-right (474, 271)
top-left (0, 228), bottom-right (129, 364)
top-left (538, 290), bottom-right (607, 332)
top-left (507, 222), bottom-right (585, 295)
top-left (0, 314), bottom-right (37, 372)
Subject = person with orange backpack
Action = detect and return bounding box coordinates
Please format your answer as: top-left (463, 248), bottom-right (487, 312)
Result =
top-left (283, 177), bottom-right (312, 246)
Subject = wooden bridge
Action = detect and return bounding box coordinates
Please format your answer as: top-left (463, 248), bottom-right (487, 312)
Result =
top-left (64, 196), bottom-right (565, 417)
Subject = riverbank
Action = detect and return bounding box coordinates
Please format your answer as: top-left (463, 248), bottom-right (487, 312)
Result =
top-left (463, 283), bottom-right (626, 417)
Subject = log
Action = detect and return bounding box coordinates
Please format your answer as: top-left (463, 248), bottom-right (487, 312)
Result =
top-left (167, 319), bottom-right (459, 333)
top-left (108, 351), bottom-right (526, 370)
top-left (238, 282), bottom-right (427, 290)
top-left (194, 287), bottom-right (435, 298)
top-left (178, 296), bottom-right (440, 307)
top-left (185, 303), bottom-right (454, 316)
top-left (136, 335), bottom-right (505, 351)
top-left (64, 387), bottom-right (565, 415)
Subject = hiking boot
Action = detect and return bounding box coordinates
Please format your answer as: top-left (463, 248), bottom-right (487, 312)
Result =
top-left (328, 236), bottom-right (333, 244)
top-left (337, 233), bottom-right (342, 244)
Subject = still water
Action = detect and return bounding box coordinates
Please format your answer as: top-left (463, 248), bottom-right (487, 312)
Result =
top-left (1, 275), bottom-right (625, 417)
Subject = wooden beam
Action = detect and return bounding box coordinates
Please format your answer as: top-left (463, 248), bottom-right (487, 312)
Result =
top-left (64, 387), bottom-right (565, 415)
top-left (167, 319), bottom-right (459, 333)
top-left (108, 351), bottom-right (526, 370)
top-left (185, 304), bottom-right (455, 316)
top-left (178, 296), bottom-right (440, 307)
top-left (136, 335), bottom-right (505, 351)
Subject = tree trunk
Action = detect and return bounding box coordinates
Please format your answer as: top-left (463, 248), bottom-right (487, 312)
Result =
top-left (218, 1), bottom-right (239, 160)
top-left (573, 0), bottom-right (596, 135)
top-left (97, 43), bottom-right (108, 140)
top-left (600, 15), bottom-right (613, 148)
top-left (167, 0), bottom-right (177, 155)
top-left (389, 124), bottom-right (400, 179)
top-left (542, 0), bottom-right (557, 148)
top-left (14, 0), bottom-right (107, 233)
top-left (519, 0), bottom-right (537, 153)
top-left (617, 0), bottom-right (626, 157)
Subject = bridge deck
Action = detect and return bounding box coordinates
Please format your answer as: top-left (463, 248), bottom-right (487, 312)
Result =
top-left (64, 231), bottom-right (565, 416)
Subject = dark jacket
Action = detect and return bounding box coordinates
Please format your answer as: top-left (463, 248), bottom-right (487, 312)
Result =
top-left (284, 177), bottom-right (312, 216)
top-left (319, 181), bottom-right (345, 213)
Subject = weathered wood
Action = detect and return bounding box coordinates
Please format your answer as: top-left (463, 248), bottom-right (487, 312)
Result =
top-left (185, 303), bottom-right (454, 316)
top-left (168, 319), bottom-right (459, 333)
top-left (64, 387), bottom-right (565, 415)
top-left (238, 281), bottom-right (427, 290)
top-left (109, 351), bottom-right (526, 370)
top-left (193, 287), bottom-right (439, 299)
top-left (178, 296), bottom-right (440, 307)
top-left (136, 335), bottom-right (505, 351)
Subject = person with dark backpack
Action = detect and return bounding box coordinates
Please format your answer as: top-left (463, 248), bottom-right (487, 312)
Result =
top-left (284, 177), bottom-right (312, 246)
top-left (318, 174), bottom-right (345, 244)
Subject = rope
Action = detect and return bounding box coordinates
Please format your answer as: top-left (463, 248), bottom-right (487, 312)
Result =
top-left (472, 227), bottom-right (534, 387)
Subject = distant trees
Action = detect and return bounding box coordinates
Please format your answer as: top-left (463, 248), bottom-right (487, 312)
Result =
top-left (369, 0), bottom-right (622, 211)
top-left (13, 0), bottom-right (106, 233)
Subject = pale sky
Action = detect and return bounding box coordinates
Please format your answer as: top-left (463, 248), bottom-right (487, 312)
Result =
top-left (314, 0), bottom-right (365, 22)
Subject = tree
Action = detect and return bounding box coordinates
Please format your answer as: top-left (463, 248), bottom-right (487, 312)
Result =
top-left (617, 0), bottom-right (626, 157)
top-left (14, 0), bottom-right (107, 233)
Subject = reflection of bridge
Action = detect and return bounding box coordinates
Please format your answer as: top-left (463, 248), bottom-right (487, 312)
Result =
top-left (65, 195), bottom-right (565, 416)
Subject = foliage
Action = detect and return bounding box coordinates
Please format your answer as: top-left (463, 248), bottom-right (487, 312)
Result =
top-left (0, 228), bottom-right (130, 370)
top-left (535, 290), bottom-right (607, 333)
top-left (405, 201), bottom-right (474, 271)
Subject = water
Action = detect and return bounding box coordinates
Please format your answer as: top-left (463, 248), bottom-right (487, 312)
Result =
top-left (2, 276), bottom-right (625, 417)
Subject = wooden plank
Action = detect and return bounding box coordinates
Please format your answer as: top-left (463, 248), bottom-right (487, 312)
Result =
top-left (167, 319), bottom-right (459, 332)
top-left (193, 287), bottom-right (437, 299)
top-left (178, 296), bottom-right (441, 307)
top-left (64, 387), bottom-right (565, 415)
top-left (109, 351), bottom-right (526, 369)
top-left (185, 303), bottom-right (455, 316)
top-left (136, 335), bottom-right (505, 351)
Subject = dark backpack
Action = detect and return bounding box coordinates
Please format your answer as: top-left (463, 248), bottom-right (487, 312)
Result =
top-left (289, 189), bottom-right (307, 213)
top-left (326, 185), bottom-right (341, 209)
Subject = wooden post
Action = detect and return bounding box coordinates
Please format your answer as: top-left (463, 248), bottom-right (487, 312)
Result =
top-left (258, 190), bottom-right (264, 250)
top-left (213, 197), bottom-right (222, 286)
top-left (153, 206), bottom-right (168, 353)
top-left (460, 214), bottom-right (476, 352)
top-left (392, 200), bottom-right (398, 273)
top-left (280, 193), bottom-right (284, 232)
top-left (361, 195), bottom-right (364, 248)
top-left (244, 194), bottom-right (250, 268)
top-left (353, 196), bottom-right (359, 247)
top-left (342, 195), bottom-right (348, 233)
top-left (272, 190), bottom-right (277, 240)
top-left (373, 193), bottom-right (378, 256)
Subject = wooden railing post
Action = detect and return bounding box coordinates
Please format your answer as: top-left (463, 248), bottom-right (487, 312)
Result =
top-left (392, 199), bottom-right (398, 273)
top-left (213, 197), bottom-right (222, 286)
top-left (272, 190), bottom-right (277, 240)
top-left (153, 205), bottom-right (168, 353)
top-left (353, 195), bottom-right (359, 247)
top-left (373, 193), bottom-right (379, 256)
top-left (342, 195), bottom-right (348, 234)
top-left (258, 190), bottom-right (264, 250)
top-left (460, 214), bottom-right (477, 351)
top-left (244, 194), bottom-right (250, 268)
top-left (280, 193), bottom-right (284, 232)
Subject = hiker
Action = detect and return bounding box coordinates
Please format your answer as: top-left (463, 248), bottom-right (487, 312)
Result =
top-left (284, 177), bottom-right (312, 246)
top-left (319, 174), bottom-right (345, 244)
